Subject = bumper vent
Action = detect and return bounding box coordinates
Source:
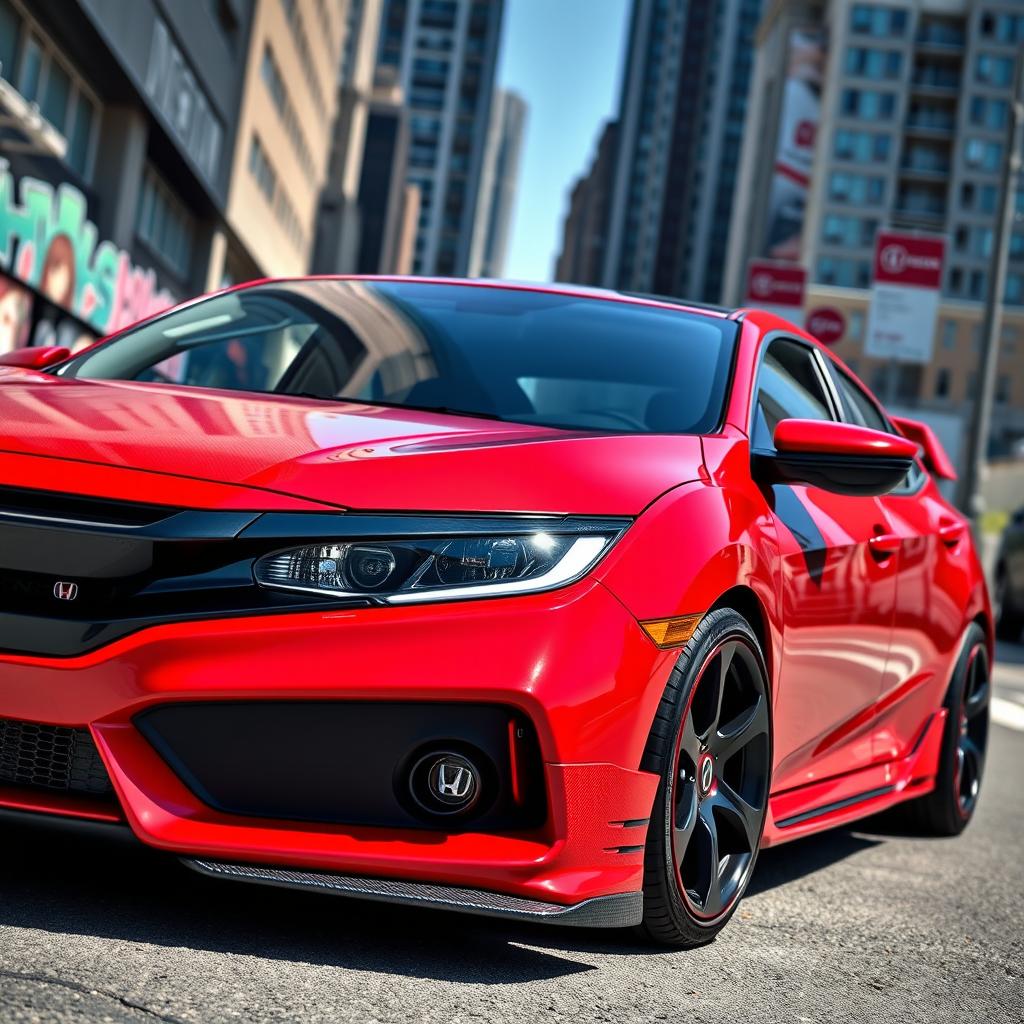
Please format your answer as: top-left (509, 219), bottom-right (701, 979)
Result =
top-left (0, 717), bottom-right (113, 797)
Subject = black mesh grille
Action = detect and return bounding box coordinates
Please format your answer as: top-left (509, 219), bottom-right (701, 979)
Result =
top-left (0, 717), bottom-right (113, 797)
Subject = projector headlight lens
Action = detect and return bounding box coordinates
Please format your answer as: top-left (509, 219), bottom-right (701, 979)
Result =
top-left (253, 526), bottom-right (623, 604)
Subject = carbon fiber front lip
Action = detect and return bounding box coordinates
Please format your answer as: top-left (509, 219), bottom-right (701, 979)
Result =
top-left (183, 858), bottom-right (643, 929)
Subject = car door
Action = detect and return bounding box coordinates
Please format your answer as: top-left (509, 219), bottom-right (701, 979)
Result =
top-left (753, 338), bottom-right (898, 792)
top-left (821, 361), bottom-right (974, 766)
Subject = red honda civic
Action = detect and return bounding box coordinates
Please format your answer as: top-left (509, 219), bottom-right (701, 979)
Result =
top-left (0, 278), bottom-right (991, 947)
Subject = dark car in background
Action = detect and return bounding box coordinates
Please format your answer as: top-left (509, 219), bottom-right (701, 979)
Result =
top-left (996, 508), bottom-right (1024, 640)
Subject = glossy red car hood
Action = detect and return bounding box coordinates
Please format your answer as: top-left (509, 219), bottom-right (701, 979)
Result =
top-left (0, 378), bottom-right (702, 515)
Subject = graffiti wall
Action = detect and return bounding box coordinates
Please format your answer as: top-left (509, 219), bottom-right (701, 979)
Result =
top-left (0, 161), bottom-right (175, 351)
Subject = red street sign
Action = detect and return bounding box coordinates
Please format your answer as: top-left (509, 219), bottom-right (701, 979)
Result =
top-left (873, 232), bottom-right (945, 289)
top-left (745, 261), bottom-right (806, 307)
top-left (806, 306), bottom-right (846, 346)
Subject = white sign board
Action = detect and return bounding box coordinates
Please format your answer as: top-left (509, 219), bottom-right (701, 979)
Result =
top-left (864, 232), bottom-right (945, 365)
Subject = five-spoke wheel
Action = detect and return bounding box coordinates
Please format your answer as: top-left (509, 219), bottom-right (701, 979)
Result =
top-left (641, 609), bottom-right (772, 946)
top-left (896, 622), bottom-right (990, 836)
top-left (955, 641), bottom-right (989, 819)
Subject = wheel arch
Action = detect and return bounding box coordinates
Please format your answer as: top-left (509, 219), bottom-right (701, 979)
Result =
top-left (708, 584), bottom-right (774, 690)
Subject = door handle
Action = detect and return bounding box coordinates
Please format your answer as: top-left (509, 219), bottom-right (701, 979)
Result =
top-left (868, 532), bottom-right (901, 557)
top-left (938, 521), bottom-right (966, 547)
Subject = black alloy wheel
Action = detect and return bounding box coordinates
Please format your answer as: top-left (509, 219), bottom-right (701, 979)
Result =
top-left (954, 640), bottom-right (990, 819)
top-left (640, 608), bottom-right (772, 947)
top-left (896, 622), bottom-right (990, 836)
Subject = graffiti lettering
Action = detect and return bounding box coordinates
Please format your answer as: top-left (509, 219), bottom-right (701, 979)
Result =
top-left (0, 161), bottom-right (174, 335)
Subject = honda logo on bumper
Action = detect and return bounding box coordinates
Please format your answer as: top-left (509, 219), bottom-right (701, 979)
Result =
top-left (426, 753), bottom-right (480, 808)
top-left (53, 581), bottom-right (79, 601)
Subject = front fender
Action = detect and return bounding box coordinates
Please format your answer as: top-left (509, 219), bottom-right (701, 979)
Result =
top-left (594, 476), bottom-right (782, 684)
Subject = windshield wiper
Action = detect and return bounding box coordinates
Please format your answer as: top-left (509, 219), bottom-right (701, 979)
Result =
top-left (287, 393), bottom-right (508, 423)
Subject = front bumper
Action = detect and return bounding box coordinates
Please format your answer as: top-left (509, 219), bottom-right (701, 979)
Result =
top-left (0, 578), bottom-right (672, 915)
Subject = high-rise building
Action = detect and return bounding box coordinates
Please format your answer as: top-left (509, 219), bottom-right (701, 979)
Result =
top-left (468, 88), bottom-right (526, 278)
top-left (723, 0), bottom-right (1024, 454)
top-left (313, 0), bottom-right (385, 275)
top-left (376, 0), bottom-right (505, 276)
top-left (354, 70), bottom-right (421, 274)
top-left (555, 121), bottom-right (619, 284)
top-left (595, 0), bottom-right (763, 302)
top-left (0, 0), bottom-right (258, 351)
top-left (223, 0), bottom-right (345, 281)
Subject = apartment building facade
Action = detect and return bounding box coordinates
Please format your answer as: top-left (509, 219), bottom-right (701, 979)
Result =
top-left (224, 0), bottom-right (345, 282)
top-left (723, 0), bottom-right (1024, 455)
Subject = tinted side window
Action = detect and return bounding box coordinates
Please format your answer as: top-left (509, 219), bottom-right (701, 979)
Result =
top-left (753, 338), bottom-right (835, 449)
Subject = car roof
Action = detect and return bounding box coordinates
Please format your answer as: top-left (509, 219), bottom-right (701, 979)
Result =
top-left (237, 275), bottom-right (742, 322)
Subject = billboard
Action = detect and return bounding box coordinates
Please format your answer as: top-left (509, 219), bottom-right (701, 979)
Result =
top-left (761, 29), bottom-right (825, 261)
top-left (864, 232), bottom-right (946, 364)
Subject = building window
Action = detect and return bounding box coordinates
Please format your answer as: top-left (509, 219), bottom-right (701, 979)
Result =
top-left (248, 133), bottom-right (305, 253)
top-left (849, 309), bottom-right (864, 341)
top-left (845, 47), bottom-right (902, 79)
top-left (979, 12), bottom-right (1024, 43)
top-left (961, 182), bottom-right (999, 214)
top-left (975, 53), bottom-right (1014, 87)
top-left (969, 96), bottom-right (1009, 132)
top-left (135, 166), bottom-right (195, 279)
top-left (248, 134), bottom-right (277, 203)
top-left (817, 257), bottom-right (871, 288)
top-left (834, 129), bottom-right (890, 162)
top-left (279, 0), bottom-right (327, 119)
top-left (934, 368), bottom-right (950, 399)
top-left (0, 0), bottom-right (100, 180)
top-left (850, 5), bottom-right (908, 37)
top-left (954, 224), bottom-right (993, 259)
top-left (829, 171), bottom-right (885, 205)
top-left (964, 138), bottom-right (1003, 172)
top-left (840, 88), bottom-right (896, 120)
top-left (1006, 273), bottom-right (1023, 305)
top-left (996, 375), bottom-right (1010, 404)
top-left (260, 45), bottom-right (315, 182)
top-left (942, 319), bottom-right (956, 349)
top-left (823, 214), bottom-right (878, 248)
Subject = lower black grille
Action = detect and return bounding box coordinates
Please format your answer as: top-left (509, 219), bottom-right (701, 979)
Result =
top-left (0, 717), bottom-right (113, 797)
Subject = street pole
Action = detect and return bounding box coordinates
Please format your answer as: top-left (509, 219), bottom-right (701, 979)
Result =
top-left (958, 51), bottom-right (1024, 522)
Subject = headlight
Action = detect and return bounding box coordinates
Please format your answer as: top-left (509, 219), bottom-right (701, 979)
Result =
top-left (253, 525), bottom-right (624, 604)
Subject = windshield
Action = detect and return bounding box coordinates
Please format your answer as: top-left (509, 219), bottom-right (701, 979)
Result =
top-left (62, 281), bottom-right (737, 434)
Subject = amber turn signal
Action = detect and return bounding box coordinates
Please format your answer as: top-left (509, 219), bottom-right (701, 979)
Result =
top-left (640, 613), bottom-right (703, 649)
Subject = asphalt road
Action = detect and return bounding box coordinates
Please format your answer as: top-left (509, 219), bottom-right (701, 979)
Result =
top-left (1, 649), bottom-right (1023, 1023)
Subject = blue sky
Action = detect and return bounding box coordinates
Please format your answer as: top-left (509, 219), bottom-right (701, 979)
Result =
top-left (496, 0), bottom-right (629, 281)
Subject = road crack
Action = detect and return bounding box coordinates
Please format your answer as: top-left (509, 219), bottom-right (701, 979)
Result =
top-left (0, 967), bottom-right (188, 1024)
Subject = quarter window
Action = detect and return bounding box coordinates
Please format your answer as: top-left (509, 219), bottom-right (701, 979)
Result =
top-left (825, 362), bottom-right (888, 432)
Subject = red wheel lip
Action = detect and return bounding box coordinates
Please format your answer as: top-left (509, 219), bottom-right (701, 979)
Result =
top-left (668, 633), bottom-right (770, 923)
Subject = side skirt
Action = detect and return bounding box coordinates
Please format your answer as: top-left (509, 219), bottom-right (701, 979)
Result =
top-left (761, 709), bottom-right (947, 847)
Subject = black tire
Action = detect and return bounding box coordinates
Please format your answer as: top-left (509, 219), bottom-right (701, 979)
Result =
top-left (639, 608), bottom-right (772, 947)
top-left (995, 566), bottom-right (1024, 641)
top-left (895, 623), bottom-right (990, 836)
